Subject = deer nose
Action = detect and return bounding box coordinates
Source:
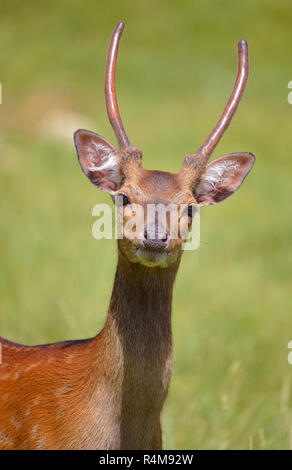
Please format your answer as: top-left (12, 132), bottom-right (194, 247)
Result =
top-left (143, 224), bottom-right (169, 251)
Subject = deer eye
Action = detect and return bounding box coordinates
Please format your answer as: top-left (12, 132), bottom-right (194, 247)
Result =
top-left (118, 194), bottom-right (130, 206)
top-left (187, 205), bottom-right (194, 218)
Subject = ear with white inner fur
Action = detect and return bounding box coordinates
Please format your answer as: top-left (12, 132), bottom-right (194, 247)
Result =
top-left (74, 129), bottom-right (122, 193)
top-left (194, 152), bottom-right (255, 206)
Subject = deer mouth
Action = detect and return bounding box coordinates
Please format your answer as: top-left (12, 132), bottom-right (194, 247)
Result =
top-left (136, 247), bottom-right (169, 267)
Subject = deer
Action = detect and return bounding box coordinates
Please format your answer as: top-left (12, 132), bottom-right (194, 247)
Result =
top-left (0, 22), bottom-right (255, 450)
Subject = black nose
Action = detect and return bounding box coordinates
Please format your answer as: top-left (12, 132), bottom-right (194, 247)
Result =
top-left (143, 224), bottom-right (169, 251)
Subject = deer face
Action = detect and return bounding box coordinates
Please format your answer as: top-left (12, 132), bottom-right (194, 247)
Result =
top-left (114, 167), bottom-right (195, 268)
top-left (74, 23), bottom-right (255, 268)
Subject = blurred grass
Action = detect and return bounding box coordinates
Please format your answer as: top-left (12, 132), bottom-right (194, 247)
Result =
top-left (0, 0), bottom-right (292, 449)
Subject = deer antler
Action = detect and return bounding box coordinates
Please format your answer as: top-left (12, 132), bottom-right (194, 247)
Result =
top-left (105, 22), bottom-right (130, 149)
top-left (182, 39), bottom-right (249, 175)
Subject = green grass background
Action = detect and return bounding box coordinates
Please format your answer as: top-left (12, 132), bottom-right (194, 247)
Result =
top-left (0, 0), bottom-right (292, 449)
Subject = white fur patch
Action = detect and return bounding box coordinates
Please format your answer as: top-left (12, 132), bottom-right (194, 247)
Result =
top-left (0, 430), bottom-right (13, 446)
top-left (197, 159), bottom-right (240, 196)
top-left (25, 362), bottom-right (41, 372)
top-left (11, 416), bottom-right (22, 429)
top-left (33, 395), bottom-right (41, 405)
top-left (35, 438), bottom-right (47, 450)
top-left (31, 424), bottom-right (40, 439)
top-left (136, 248), bottom-right (168, 268)
top-left (85, 139), bottom-right (121, 190)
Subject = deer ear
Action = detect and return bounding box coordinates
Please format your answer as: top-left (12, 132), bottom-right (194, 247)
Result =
top-left (194, 153), bottom-right (255, 206)
top-left (74, 129), bottom-right (122, 193)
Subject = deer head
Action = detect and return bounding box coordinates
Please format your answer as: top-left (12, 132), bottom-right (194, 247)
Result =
top-left (74, 22), bottom-right (255, 268)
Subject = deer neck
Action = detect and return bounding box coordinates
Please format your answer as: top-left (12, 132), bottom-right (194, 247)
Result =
top-left (97, 253), bottom-right (180, 441)
top-left (106, 253), bottom-right (180, 360)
